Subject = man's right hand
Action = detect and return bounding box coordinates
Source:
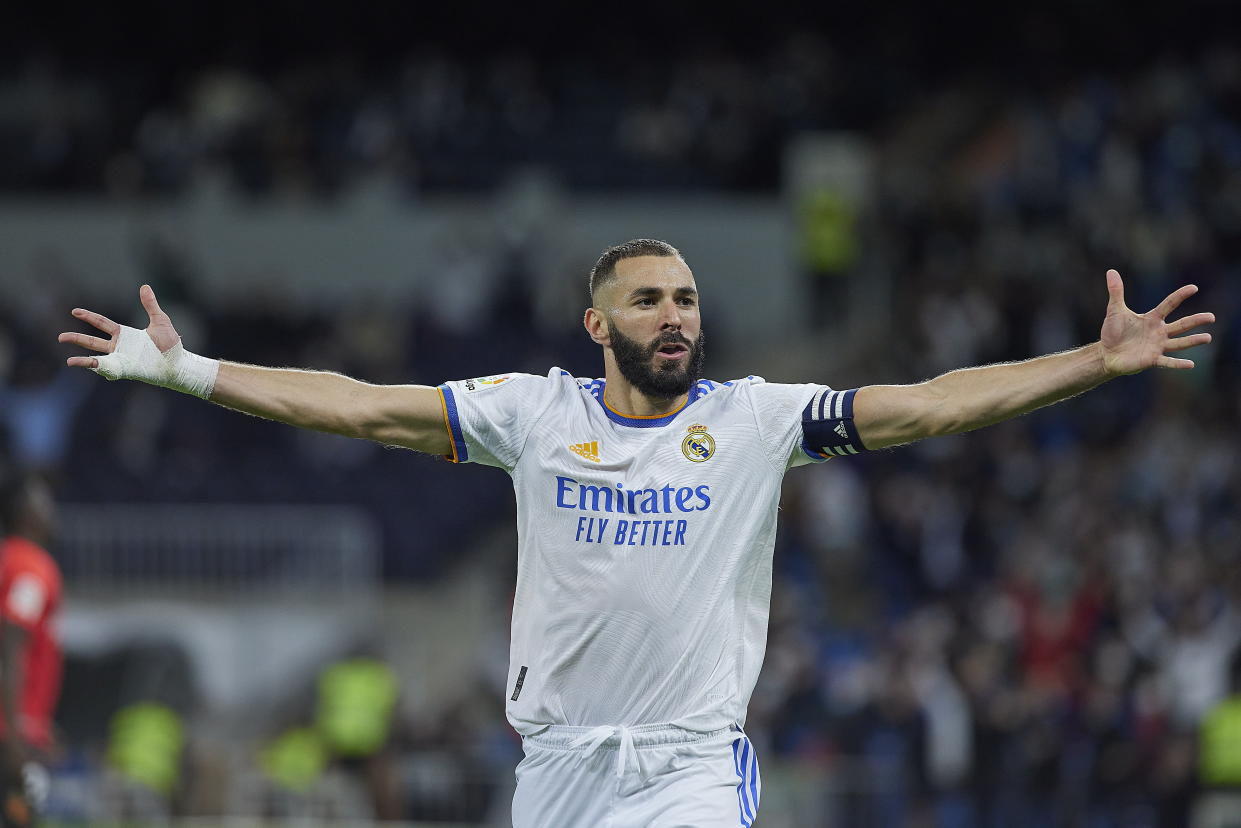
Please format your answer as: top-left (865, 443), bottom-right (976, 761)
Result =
top-left (58, 285), bottom-right (218, 398)
top-left (58, 284), bottom-right (180, 370)
top-left (58, 286), bottom-right (451, 454)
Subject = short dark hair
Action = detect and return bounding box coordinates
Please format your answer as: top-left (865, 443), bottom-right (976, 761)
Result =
top-left (588, 239), bottom-right (683, 303)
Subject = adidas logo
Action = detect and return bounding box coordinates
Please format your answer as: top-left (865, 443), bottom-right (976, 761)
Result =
top-left (569, 441), bottom-right (601, 462)
top-left (834, 422), bottom-right (848, 439)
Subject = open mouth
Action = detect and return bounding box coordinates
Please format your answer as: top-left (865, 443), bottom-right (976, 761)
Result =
top-left (655, 343), bottom-right (689, 359)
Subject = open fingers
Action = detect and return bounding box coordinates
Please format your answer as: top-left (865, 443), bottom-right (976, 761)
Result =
top-left (70, 307), bottom-right (120, 336)
top-left (57, 331), bottom-right (113, 353)
top-left (1156, 355), bottom-right (1195, 370)
top-left (1164, 333), bottom-right (1212, 352)
top-left (1105, 269), bottom-right (1126, 309)
top-left (1166, 312), bottom-right (1215, 336)
top-left (65, 356), bottom-right (100, 369)
top-left (139, 284), bottom-right (165, 322)
top-left (1153, 284), bottom-right (1198, 320)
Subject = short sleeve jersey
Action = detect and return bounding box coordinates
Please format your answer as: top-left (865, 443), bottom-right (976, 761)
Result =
top-left (0, 536), bottom-right (63, 749)
top-left (438, 369), bottom-right (860, 734)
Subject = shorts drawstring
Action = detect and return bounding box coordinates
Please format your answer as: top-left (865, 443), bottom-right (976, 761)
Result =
top-left (569, 725), bottom-right (638, 778)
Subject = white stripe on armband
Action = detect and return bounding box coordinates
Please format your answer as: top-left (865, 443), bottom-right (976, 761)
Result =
top-left (801, 388), bottom-right (867, 458)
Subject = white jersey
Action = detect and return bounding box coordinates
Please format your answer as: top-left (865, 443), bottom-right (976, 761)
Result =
top-left (438, 368), bottom-right (862, 735)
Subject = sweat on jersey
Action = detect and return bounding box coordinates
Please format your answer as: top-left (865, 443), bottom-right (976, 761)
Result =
top-left (437, 368), bottom-right (865, 735)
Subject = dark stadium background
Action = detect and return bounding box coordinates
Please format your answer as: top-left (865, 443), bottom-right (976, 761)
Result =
top-left (0, 2), bottom-right (1237, 825)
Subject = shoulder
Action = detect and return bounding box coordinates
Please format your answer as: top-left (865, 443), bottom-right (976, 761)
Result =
top-left (0, 539), bottom-right (60, 597)
top-left (700, 378), bottom-right (837, 431)
top-left (443, 369), bottom-right (575, 402)
top-left (572, 373), bottom-right (605, 400)
top-left (691, 376), bottom-right (763, 399)
top-left (692, 375), bottom-right (817, 404)
top-left (0, 538), bottom-right (51, 570)
top-left (447, 371), bottom-right (543, 394)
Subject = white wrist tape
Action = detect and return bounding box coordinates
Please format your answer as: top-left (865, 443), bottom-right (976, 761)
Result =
top-left (92, 324), bottom-right (219, 399)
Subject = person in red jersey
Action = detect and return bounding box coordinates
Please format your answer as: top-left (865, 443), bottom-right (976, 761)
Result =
top-left (0, 475), bottom-right (62, 827)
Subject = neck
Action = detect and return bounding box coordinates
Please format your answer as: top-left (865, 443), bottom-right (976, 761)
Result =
top-left (601, 364), bottom-right (689, 417)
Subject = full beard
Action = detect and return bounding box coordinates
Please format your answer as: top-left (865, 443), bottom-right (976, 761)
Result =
top-left (609, 325), bottom-right (706, 400)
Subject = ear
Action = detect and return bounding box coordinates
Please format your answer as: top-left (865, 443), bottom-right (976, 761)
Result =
top-left (584, 306), bottom-right (610, 346)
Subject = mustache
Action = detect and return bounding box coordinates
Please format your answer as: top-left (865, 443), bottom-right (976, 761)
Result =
top-left (649, 332), bottom-right (694, 350)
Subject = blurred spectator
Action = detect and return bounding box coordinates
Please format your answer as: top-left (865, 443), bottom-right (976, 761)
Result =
top-left (1195, 648), bottom-right (1241, 827)
top-left (105, 702), bottom-right (183, 820)
top-left (0, 474), bottom-right (63, 826)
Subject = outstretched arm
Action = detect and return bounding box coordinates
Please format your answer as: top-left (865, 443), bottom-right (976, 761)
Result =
top-left (58, 286), bottom-right (451, 454)
top-left (853, 270), bottom-right (1215, 450)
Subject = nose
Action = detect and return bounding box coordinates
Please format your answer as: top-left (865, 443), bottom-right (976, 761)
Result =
top-left (658, 298), bottom-right (682, 330)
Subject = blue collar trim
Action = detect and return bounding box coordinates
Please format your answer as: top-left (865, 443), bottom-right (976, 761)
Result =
top-left (583, 380), bottom-right (709, 428)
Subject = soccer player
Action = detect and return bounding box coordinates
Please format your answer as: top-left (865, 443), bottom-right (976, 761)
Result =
top-left (0, 475), bottom-right (62, 828)
top-left (57, 239), bottom-right (1213, 826)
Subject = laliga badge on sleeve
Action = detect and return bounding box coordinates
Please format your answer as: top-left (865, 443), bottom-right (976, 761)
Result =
top-left (681, 424), bottom-right (715, 462)
top-left (462, 375), bottom-right (511, 393)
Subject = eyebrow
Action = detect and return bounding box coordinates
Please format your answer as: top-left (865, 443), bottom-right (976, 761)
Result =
top-left (627, 286), bottom-right (698, 299)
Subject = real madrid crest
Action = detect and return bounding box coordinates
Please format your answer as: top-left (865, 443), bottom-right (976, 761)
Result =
top-left (681, 424), bottom-right (715, 462)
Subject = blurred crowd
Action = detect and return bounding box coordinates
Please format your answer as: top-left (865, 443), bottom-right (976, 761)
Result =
top-left (1, 25), bottom-right (1240, 828)
top-left (0, 233), bottom-right (597, 580)
top-left (0, 33), bottom-right (851, 196)
top-left (751, 48), bottom-right (1241, 826)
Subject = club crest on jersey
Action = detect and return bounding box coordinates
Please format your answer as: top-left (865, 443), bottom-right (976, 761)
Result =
top-left (463, 374), bottom-right (510, 392)
top-left (681, 424), bottom-right (715, 463)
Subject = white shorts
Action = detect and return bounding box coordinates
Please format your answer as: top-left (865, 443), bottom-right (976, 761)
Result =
top-left (512, 723), bottom-right (761, 828)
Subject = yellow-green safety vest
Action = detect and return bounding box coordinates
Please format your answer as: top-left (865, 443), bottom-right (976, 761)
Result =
top-left (316, 658), bottom-right (398, 757)
top-left (107, 702), bottom-right (184, 795)
top-left (1201, 696), bottom-right (1241, 786)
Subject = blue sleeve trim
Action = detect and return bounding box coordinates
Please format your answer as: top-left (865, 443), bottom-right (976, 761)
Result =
top-left (801, 388), bottom-right (866, 459)
top-left (438, 384), bottom-right (469, 463)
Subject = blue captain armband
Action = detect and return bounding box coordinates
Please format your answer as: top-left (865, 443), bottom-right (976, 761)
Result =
top-left (801, 388), bottom-right (868, 459)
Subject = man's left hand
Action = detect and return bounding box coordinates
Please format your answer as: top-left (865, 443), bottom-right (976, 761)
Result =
top-left (1100, 269), bottom-right (1215, 376)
